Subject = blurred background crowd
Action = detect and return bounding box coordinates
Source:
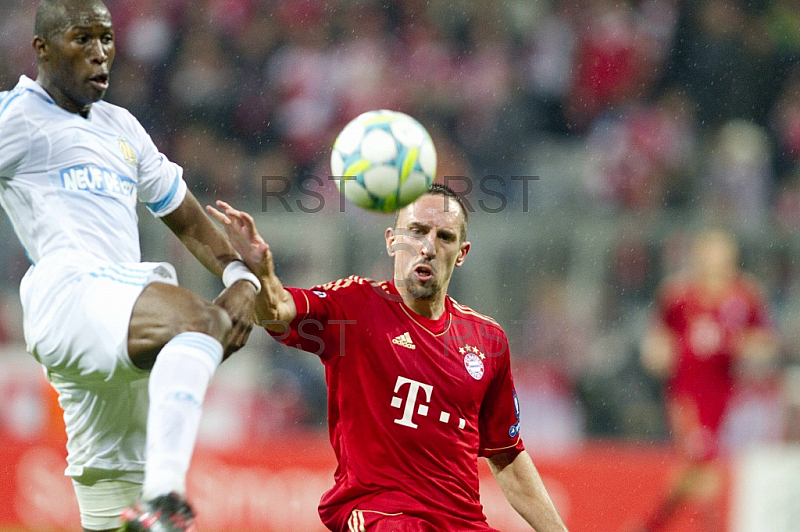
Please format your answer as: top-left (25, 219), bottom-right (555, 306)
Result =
top-left (1, 0), bottom-right (800, 453)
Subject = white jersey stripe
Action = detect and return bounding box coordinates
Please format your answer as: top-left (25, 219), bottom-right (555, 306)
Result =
top-left (88, 272), bottom-right (150, 286)
top-left (103, 265), bottom-right (151, 278)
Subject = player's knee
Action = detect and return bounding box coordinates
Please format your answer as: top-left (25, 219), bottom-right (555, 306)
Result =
top-left (169, 301), bottom-right (232, 344)
top-left (192, 303), bottom-right (232, 343)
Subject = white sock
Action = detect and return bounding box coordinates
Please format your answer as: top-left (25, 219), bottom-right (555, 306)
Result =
top-left (142, 332), bottom-right (222, 500)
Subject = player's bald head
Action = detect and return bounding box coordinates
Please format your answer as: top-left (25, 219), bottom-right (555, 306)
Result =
top-left (35, 0), bottom-right (111, 41)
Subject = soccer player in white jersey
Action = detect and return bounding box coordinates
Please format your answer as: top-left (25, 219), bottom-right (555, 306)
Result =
top-left (0, 1), bottom-right (261, 531)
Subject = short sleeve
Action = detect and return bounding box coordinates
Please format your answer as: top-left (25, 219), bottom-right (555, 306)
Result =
top-left (130, 117), bottom-right (187, 217)
top-left (0, 96), bottom-right (30, 179)
top-left (478, 329), bottom-right (525, 457)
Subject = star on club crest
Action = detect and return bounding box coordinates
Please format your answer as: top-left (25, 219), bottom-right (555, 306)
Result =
top-left (459, 345), bottom-right (486, 359)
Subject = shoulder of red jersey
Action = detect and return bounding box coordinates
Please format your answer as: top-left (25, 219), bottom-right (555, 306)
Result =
top-left (449, 298), bottom-right (502, 329)
top-left (312, 275), bottom-right (378, 291)
top-left (311, 275), bottom-right (393, 296)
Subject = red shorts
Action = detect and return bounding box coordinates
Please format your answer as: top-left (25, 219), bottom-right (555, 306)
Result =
top-left (346, 510), bottom-right (439, 532)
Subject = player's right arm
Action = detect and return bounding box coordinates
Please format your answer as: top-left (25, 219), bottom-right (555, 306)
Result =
top-left (488, 450), bottom-right (568, 532)
top-left (641, 323), bottom-right (677, 379)
top-left (0, 91), bottom-right (29, 179)
top-left (206, 200), bottom-right (297, 332)
top-left (641, 283), bottom-right (679, 380)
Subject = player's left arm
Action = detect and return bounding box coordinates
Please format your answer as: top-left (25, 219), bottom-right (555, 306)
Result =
top-left (161, 189), bottom-right (257, 352)
top-left (734, 277), bottom-right (780, 367)
top-left (205, 200), bottom-right (298, 331)
top-left (737, 326), bottom-right (779, 363)
top-left (479, 327), bottom-right (568, 530)
top-left (487, 450), bottom-right (568, 532)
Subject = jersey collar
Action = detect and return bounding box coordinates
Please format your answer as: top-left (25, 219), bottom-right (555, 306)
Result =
top-left (18, 75), bottom-right (56, 105)
top-left (389, 279), bottom-right (452, 336)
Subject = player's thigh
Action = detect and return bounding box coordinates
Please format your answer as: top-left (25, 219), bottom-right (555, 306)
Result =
top-left (73, 478), bottom-right (141, 532)
top-left (666, 394), bottom-right (719, 461)
top-left (348, 510), bottom-right (439, 532)
top-left (666, 394), bottom-right (702, 439)
top-left (127, 281), bottom-right (232, 369)
top-left (27, 262), bottom-right (177, 384)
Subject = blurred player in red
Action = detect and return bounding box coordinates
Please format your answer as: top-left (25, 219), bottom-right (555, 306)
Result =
top-left (207, 185), bottom-right (568, 532)
top-left (640, 229), bottom-right (779, 531)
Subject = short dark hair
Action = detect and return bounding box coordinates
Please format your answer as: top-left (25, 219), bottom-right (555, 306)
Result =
top-left (35, 0), bottom-right (109, 41)
top-left (35, 0), bottom-right (67, 40)
top-left (395, 183), bottom-right (469, 241)
top-left (426, 183), bottom-right (469, 227)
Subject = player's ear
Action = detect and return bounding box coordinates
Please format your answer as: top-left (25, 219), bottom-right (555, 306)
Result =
top-left (455, 240), bottom-right (471, 267)
top-left (385, 227), bottom-right (396, 257)
top-left (33, 36), bottom-right (47, 60)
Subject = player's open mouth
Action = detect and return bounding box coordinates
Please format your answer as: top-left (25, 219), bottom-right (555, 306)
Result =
top-left (89, 74), bottom-right (109, 90)
top-left (414, 265), bottom-right (433, 282)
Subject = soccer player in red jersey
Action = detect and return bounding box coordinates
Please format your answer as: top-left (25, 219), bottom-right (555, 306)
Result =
top-left (207, 185), bottom-right (568, 532)
top-left (640, 229), bottom-right (779, 531)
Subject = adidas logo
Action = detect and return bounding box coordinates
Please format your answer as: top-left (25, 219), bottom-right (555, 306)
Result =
top-left (391, 332), bottom-right (416, 350)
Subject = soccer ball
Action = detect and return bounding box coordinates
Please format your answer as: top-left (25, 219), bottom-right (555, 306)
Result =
top-left (330, 110), bottom-right (437, 213)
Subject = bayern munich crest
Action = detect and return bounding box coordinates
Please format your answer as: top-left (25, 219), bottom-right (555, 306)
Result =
top-left (460, 345), bottom-right (486, 380)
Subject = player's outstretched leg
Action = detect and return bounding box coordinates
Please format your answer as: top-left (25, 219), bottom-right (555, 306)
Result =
top-left (122, 283), bottom-right (233, 530)
top-left (118, 492), bottom-right (196, 532)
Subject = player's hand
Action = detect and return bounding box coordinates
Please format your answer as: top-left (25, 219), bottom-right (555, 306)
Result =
top-left (213, 280), bottom-right (257, 359)
top-left (206, 200), bottom-right (272, 278)
top-left (641, 325), bottom-right (677, 379)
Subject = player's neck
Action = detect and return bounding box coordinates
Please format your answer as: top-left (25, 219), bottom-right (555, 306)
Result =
top-left (36, 76), bottom-right (92, 118)
top-left (697, 270), bottom-right (736, 298)
top-left (403, 292), bottom-right (447, 320)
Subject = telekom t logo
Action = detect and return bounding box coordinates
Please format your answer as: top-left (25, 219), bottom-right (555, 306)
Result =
top-left (390, 376), bottom-right (468, 430)
top-left (391, 376), bottom-right (433, 429)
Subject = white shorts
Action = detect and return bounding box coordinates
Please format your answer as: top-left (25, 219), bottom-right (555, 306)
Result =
top-left (73, 477), bottom-right (142, 531)
top-left (22, 253), bottom-right (179, 383)
top-left (20, 252), bottom-right (179, 479)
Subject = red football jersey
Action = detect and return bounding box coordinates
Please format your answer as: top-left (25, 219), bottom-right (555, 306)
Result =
top-left (656, 274), bottom-right (772, 432)
top-left (268, 276), bottom-right (523, 531)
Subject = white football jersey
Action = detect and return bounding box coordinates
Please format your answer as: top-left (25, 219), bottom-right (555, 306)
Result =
top-left (0, 76), bottom-right (187, 265)
top-left (0, 76), bottom-right (190, 479)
